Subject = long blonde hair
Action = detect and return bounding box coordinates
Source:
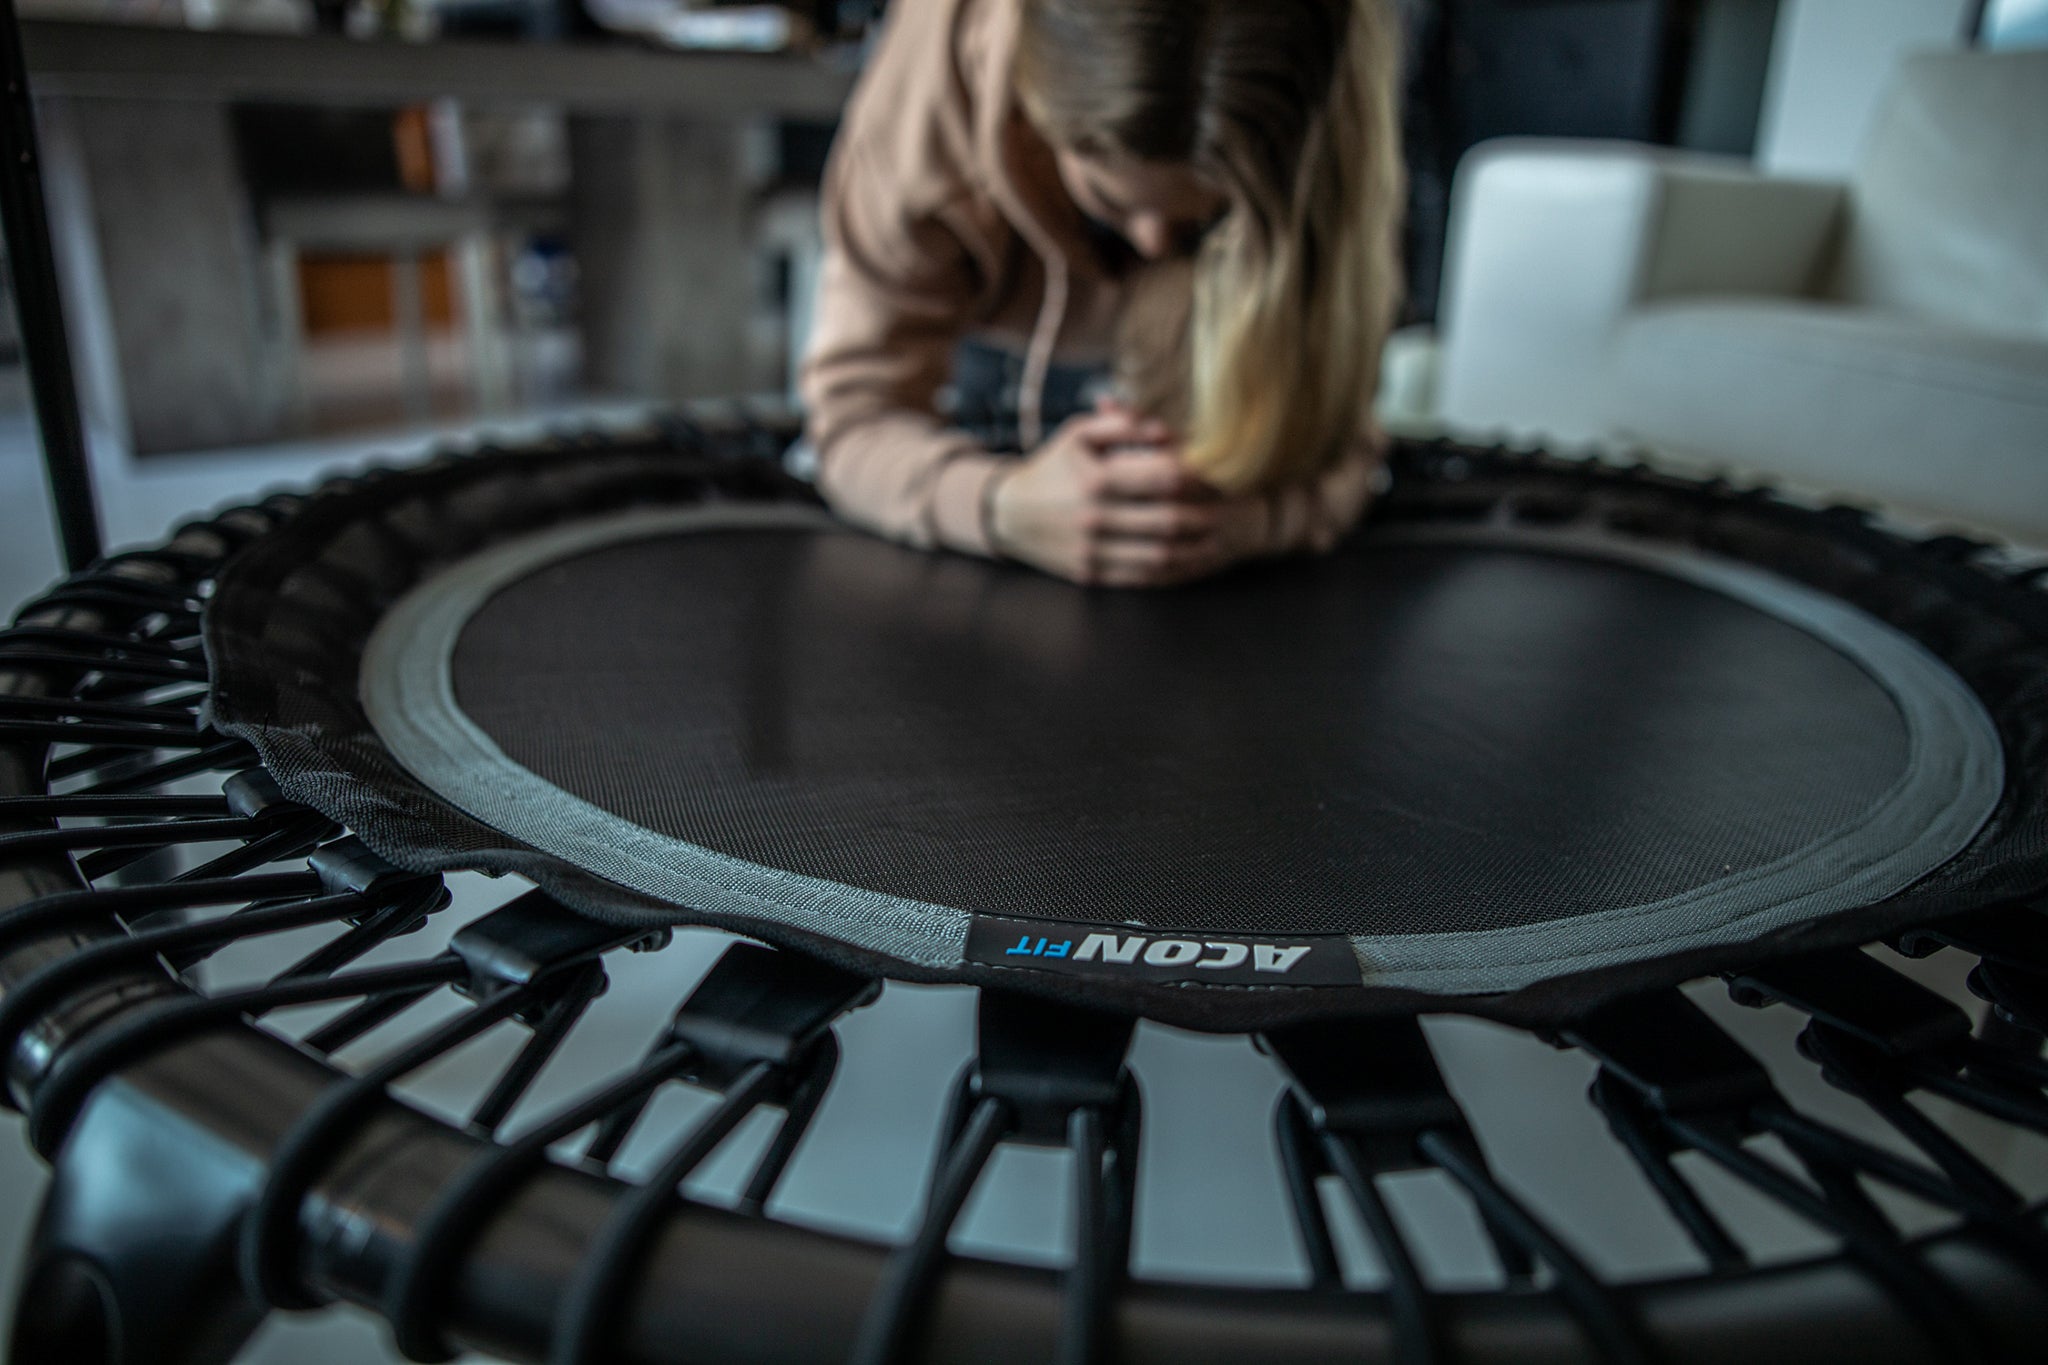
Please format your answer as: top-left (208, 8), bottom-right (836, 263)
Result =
top-left (1015, 0), bottom-right (1405, 492)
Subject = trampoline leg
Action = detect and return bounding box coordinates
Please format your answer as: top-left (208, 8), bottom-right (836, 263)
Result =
top-left (10, 1081), bottom-right (268, 1365)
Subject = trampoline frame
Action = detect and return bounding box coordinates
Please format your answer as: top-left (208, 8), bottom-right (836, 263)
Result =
top-left (2, 422), bottom-right (2046, 1365)
top-left (1, 0), bottom-right (2044, 1348)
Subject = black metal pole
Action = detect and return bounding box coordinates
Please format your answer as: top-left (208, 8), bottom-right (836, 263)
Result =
top-left (0, 0), bottom-right (100, 572)
top-left (1964, 0), bottom-right (1992, 46)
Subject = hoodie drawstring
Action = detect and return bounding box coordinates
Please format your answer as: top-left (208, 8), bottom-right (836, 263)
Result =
top-left (1018, 251), bottom-right (1066, 452)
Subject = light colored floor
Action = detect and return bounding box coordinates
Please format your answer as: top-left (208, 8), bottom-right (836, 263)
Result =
top-left (0, 398), bottom-right (669, 1364)
top-left (3, 396), bottom-right (2045, 1363)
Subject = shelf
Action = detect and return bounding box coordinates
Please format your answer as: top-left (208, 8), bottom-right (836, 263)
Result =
top-left (20, 19), bottom-right (856, 119)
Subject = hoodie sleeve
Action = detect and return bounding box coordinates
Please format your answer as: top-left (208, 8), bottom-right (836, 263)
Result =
top-left (802, 129), bottom-right (1013, 558)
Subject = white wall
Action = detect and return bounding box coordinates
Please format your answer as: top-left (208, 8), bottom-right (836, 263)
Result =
top-left (1984, 0), bottom-right (2048, 44)
top-left (1755, 0), bottom-right (1973, 175)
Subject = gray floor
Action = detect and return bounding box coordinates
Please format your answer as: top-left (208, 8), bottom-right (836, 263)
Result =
top-left (3, 402), bottom-right (2045, 1363)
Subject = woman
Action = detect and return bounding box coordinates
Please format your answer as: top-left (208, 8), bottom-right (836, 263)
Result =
top-left (802, 0), bottom-right (1404, 587)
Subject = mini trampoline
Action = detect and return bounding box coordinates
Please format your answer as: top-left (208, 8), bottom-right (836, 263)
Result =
top-left (3, 418), bottom-right (2046, 1365)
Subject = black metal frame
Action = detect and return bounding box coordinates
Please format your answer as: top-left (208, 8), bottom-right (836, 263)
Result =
top-left (1, 426), bottom-right (2045, 1365)
top-left (0, 0), bottom-right (100, 570)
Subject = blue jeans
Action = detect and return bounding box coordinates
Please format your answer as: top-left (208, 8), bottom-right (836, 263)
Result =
top-left (949, 338), bottom-right (1112, 454)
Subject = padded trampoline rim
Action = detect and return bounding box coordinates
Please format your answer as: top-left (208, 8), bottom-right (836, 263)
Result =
top-left (198, 439), bottom-right (2048, 1031)
top-left (358, 507), bottom-right (2004, 999)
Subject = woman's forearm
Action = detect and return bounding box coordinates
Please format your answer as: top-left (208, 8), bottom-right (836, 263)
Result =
top-left (812, 411), bottom-right (1012, 556)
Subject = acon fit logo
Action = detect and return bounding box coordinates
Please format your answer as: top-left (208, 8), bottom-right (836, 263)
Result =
top-left (965, 914), bottom-right (1362, 987)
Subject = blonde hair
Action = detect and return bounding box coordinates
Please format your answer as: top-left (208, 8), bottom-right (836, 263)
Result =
top-left (1015, 0), bottom-right (1405, 492)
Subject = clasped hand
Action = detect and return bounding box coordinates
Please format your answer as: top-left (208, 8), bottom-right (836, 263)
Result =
top-left (986, 403), bottom-right (1269, 588)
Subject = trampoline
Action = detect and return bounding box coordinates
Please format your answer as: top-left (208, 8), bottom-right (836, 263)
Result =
top-left (3, 416), bottom-right (2047, 1365)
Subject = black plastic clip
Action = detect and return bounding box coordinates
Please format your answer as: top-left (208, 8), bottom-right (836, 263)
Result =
top-left (221, 770), bottom-right (290, 819)
top-left (386, 942), bottom-right (876, 1365)
top-left (0, 768), bottom-right (308, 886)
top-left (1268, 1014), bottom-right (1653, 1365)
top-left (547, 945), bottom-right (876, 1365)
top-left (451, 893), bottom-right (665, 993)
top-left (1728, 949), bottom-right (1972, 1060)
top-left (668, 939), bottom-right (882, 1088)
top-left (1264, 1015), bottom-right (1474, 1172)
top-left (967, 988), bottom-right (1136, 1144)
top-left (1565, 989), bottom-right (1778, 1121)
top-left (1894, 904), bottom-right (2048, 973)
top-left (1968, 960), bottom-right (2048, 1039)
top-left (1731, 947), bottom-right (2048, 1135)
top-left (308, 837), bottom-right (415, 897)
top-left (850, 992), bottom-right (1139, 1365)
top-left (308, 836), bottom-right (437, 929)
top-left (448, 892), bottom-right (665, 1023)
top-left (242, 893), bottom-right (649, 1312)
top-left (1571, 990), bottom-right (2009, 1363)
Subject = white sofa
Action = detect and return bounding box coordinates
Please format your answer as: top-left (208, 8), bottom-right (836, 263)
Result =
top-left (1433, 47), bottom-right (2048, 546)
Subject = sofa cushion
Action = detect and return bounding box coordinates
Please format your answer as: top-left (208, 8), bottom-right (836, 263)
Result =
top-left (1608, 299), bottom-right (2048, 543)
top-left (1830, 49), bottom-right (2048, 338)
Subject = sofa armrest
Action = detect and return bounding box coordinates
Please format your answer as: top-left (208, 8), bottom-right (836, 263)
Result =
top-left (1435, 139), bottom-right (1845, 444)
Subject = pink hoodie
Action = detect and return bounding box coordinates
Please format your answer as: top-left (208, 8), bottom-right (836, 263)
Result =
top-left (801, 0), bottom-right (1378, 559)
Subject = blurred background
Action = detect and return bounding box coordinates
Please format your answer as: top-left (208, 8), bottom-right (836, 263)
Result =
top-left (0, 1), bottom-right (2042, 1361)
top-left (3, 0), bottom-right (2045, 589)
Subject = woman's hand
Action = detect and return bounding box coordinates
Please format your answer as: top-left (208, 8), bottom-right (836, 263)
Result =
top-left (987, 407), bottom-right (1268, 588)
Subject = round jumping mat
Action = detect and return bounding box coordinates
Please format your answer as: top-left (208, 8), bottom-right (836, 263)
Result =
top-left (355, 502), bottom-right (1999, 1002)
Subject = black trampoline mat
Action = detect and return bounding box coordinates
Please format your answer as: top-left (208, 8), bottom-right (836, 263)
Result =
top-left (452, 529), bottom-right (1906, 937)
top-left (350, 504), bottom-right (2002, 993)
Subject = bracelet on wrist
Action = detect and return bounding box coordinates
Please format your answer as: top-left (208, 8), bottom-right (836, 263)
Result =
top-left (981, 463), bottom-right (1019, 559)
